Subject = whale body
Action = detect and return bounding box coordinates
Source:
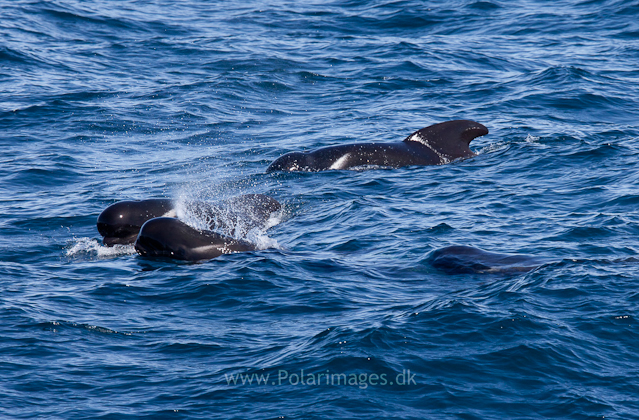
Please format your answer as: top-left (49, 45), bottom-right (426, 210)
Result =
top-left (134, 217), bottom-right (256, 261)
top-left (428, 245), bottom-right (548, 274)
top-left (266, 120), bottom-right (488, 172)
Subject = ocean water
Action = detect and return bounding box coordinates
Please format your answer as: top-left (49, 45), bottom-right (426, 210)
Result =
top-left (2, 0), bottom-right (639, 418)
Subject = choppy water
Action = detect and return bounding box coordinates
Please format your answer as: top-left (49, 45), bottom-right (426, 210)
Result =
top-left (2, 0), bottom-right (639, 418)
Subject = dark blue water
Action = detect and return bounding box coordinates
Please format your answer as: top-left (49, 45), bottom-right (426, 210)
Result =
top-left (2, 0), bottom-right (639, 418)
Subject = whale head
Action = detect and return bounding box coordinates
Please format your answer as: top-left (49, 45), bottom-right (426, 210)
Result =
top-left (266, 152), bottom-right (313, 172)
top-left (97, 199), bottom-right (174, 246)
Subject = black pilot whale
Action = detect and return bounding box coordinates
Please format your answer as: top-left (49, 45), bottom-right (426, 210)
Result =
top-left (428, 246), bottom-right (549, 274)
top-left (266, 120), bottom-right (488, 172)
top-left (97, 194), bottom-right (281, 261)
top-left (97, 199), bottom-right (174, 246)
top-left (134, 217), bottom-right (257, 261)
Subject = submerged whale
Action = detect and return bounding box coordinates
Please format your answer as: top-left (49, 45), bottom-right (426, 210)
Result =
top-left (266, 120), bottom-right (488, 172)
top-left (428, 245), bottom-right (548, 274)
top-left (97, 194), bottom-right (281, 251)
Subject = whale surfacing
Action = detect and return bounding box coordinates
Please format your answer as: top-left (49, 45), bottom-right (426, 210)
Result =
top-left (97, 199), bottom-right (174, 246)
top-left (266, 120), bottom-right (488, 172)
top-left (134, 217), bottom-right (256, 261)
top-left (428, 246), bottom-right (547, 274)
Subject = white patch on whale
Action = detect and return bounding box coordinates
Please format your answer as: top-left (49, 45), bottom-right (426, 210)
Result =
top-left (408, 133), bottom-right (450, 164)
top-left (329, 153), bottom-right (351, 170)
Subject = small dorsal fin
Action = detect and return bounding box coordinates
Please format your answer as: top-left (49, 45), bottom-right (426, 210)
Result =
top-left (403, 120), bottom-right (488, 159)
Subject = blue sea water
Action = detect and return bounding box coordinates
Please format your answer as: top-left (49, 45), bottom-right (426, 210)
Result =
top-left (2, 0), bottom-right (639, 418)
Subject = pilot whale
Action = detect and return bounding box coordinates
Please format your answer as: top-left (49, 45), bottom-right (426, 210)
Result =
top-left (97, 199), bottom-right (173, 246)
top-left (428, 245), bottom-right (549, 274)
top-left (266, 120), bottom-right (488, 172)
top-left (134, 217), bottom-right (257, 261)
top-left (97, 194), bottom-right (281, 247)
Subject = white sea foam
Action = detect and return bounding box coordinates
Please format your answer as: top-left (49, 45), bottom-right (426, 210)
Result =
top-left (477, 141), bottom-right (509, 155)
top-left (66, 237), bottom-right (136, 258)
top-left (524, 134), bottom-right (540, 143)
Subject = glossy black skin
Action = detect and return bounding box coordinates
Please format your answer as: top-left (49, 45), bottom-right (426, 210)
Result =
top-left (134, 217), bottom-right (255, 262)
top-left (97, 199), bottom-right (173, 246)
top-left (97, 194), bottom-right (281, 247)
top-left (428, 246), bottom-right (548, 274)
top-left (266, 120), bottom-right (488, 172)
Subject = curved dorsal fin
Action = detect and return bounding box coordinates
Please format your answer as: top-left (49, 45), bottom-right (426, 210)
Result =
top-left (403, 120), bottom-right (488, 159)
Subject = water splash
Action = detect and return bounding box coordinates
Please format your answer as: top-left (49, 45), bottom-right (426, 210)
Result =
top-left (524, 134), bottom-right (541, 143)
top-left (173, 195), bottom-right (286, 250)
top-left (65, 237), bottom-right (136, 258)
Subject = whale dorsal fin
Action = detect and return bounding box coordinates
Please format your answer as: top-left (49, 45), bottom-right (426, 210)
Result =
top-left (403, 120), bottom-right (488, 160)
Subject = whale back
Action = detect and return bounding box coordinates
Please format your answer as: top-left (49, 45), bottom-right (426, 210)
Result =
top-left (403, 120), bottom-right (488, 161)
top-left (428, 245), bottom-right (546, 274)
